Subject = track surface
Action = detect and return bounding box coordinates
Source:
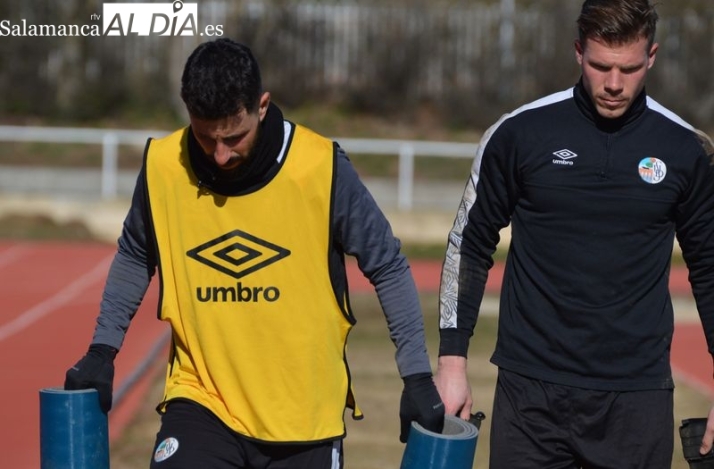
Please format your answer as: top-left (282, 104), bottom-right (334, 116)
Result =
top-left (0, 241), bottom-right (709, 468)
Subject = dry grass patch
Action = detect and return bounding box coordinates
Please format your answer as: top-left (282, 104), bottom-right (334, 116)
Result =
top-left (110, 292), bottom-right (711, 469)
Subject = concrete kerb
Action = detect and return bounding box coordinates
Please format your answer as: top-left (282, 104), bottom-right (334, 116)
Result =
top-left (0, 195), bottom-right (129, 244)
top-left (0, 195), bottom-right (478, 247)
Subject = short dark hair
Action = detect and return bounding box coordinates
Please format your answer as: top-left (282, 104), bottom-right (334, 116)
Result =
top-left (180, 38), bottom-right (263, 120)
top-left (577, 0), bottom-right (658, 48)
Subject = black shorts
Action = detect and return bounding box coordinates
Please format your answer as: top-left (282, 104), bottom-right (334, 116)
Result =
top-left (149, 400), bottom-right (343, 469)
top-left (490, 368), bottom-right (673, 469)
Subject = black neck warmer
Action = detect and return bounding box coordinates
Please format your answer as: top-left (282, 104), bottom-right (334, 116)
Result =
top-left (188, 102), bottom-right (285, 196)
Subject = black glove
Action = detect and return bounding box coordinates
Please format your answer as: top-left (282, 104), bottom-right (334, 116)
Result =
top-left (681, 418), bottom-right (714, 469)
top-left (399, 372), bottom-right (445, 443)
top-left (64, 343), bottom-right (117, 414)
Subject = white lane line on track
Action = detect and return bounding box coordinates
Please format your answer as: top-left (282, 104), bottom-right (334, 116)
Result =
top-left (0, 254), bottom-right (114, 343)
top-left (0, 244), bottom-right (29, 269)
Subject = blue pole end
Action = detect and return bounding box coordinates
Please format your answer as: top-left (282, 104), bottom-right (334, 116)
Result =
top-left (39, 387), bottom-right (109, 469)
top-left (400, 415), bottom-right (479, 469)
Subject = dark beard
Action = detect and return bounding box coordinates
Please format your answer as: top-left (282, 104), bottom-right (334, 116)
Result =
top-left (217, 123), bottom-right (261, 180)
top-left (187, 102), bottom-right (285, 196)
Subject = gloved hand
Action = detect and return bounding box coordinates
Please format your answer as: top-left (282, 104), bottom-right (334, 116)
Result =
top-left (64, 343), bottom-right (117, 413)
top-left (681, 418), bottom-right (714, 469)
top-left (399, 372), bottom-right (445, 443)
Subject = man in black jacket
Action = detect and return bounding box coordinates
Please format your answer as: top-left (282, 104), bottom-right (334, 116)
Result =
top-left (64, 38), bottom-right (443, 468)
top-left (435, 1), bottom-right (714, 468)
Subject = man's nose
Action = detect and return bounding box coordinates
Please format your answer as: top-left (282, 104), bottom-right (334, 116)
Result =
top-left (213, 141), bottom-right (232, 165)
top-left (604, 70), bottom-right (623, 93)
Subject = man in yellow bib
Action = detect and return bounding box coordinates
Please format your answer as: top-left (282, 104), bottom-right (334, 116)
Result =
top-left (64, 38), bottom-right (444, 468)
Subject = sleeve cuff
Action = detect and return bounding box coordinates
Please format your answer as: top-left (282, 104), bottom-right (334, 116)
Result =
top-left (438, 328), bottom-right (472, 357)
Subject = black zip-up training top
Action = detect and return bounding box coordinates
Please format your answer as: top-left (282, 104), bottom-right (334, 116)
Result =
top-left (439, 81), bottom-right (714, 391)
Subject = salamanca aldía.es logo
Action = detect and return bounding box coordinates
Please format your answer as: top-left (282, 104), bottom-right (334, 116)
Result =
top-left (103, 1), bottom-right (223, 37)
top-left (0, 1), bottom-right (223, 37)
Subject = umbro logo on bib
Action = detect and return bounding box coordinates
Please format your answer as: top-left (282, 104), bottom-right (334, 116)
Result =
top-left (187, 230), bottom-right (291, 279)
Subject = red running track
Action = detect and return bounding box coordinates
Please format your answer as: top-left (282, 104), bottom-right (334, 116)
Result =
top-left (0, 241), bottom-right (709, 468)
top-left (0, 241), bottom-right (168, 469)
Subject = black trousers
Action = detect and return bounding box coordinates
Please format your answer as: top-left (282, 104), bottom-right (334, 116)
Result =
top-left (490, 368), bottom-right (674, 469)
top-left (149, 400), bottom-right (344, 469)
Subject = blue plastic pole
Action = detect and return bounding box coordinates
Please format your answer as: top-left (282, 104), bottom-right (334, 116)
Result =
top-left (39, 387), bottom-right (109, 469)
top-left (400, 415), bottom-right (479, 469)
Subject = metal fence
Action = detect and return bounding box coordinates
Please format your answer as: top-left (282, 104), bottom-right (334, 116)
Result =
top-left (0, 125), bottom-right (478, 211)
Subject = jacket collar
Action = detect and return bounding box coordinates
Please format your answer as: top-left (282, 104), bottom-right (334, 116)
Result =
top-left (574, 78), bottom-right (647, 133)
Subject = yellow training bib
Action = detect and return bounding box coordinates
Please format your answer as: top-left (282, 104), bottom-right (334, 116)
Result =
top-left (145, 123), bottom-right (358, 442)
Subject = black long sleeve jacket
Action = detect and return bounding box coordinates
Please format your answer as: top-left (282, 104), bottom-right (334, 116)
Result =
top-left (440, 81), bottom-right (714, 391)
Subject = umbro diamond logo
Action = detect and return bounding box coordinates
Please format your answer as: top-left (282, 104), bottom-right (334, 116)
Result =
top-left (186, 230), bottom-right (291, 280)
top-left (552, 149), bottom-right (577, 166)
top-left (553, 149), bottom-right (577, 159)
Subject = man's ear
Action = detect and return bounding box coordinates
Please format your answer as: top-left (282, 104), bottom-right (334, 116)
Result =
top-left (258, 92), bottom-right (271, 122)
top-left (647, 42), bottom-right (658, 70)
top-left (574, 39), bottom-right (584, 66)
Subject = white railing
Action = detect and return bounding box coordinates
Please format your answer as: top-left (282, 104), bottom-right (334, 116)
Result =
top-left (0, 125), bottom-right (478, 211)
